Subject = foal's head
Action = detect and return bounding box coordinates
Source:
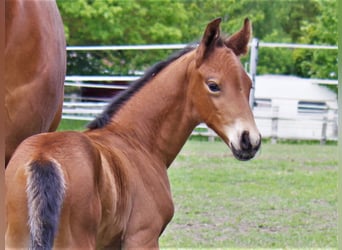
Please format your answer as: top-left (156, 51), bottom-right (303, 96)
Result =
top-left (189, 18), bottom-right (261, 160)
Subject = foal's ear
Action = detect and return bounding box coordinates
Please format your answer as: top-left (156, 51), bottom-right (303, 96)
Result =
top-left (225, 18), bottom-right (251, 56)
top-left (196, 17), bottom-right (222, 67)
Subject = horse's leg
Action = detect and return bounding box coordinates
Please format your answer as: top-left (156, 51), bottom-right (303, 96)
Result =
top-left (5, 162), bottom-right (30, 248)
top-left (123, 235), bottom-right (160, 250)
top-left (5, 146), bottom-right (15, 167)
top-left (121, 171), bottom-right (174, 250)
top-left (48, 102), bottom-right (63, 132)
top-left (52, 150), bottom-right (102, 249)
top-left (122, 208), bottom-right (166, 249)
top-left (53, 193), bottom-right (101, 249)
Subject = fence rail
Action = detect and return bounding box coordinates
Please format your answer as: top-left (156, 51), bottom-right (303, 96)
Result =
top-left (65, 75), bottom-right (338, 88)
top-left (66, 43), bottom-right (338, 51)
top-left (63, 42), bottom-right (338, 142)
top-left (62, 101), bottom-right (338, 143)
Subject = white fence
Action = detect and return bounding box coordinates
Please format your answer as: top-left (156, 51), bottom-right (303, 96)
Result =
top-left (253, 106), bottom-right (338, 143)
top-left (66, 42), bottom-right (338, 51)
top-left (63, 43), bottom-right (338, 143)
top-left (62, 99), bottom-right (338, 143)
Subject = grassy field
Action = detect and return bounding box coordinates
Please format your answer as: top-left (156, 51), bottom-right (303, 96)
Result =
top-left (160, 141), bottom-right (337, 248)
top-left (58, 120), bottom-right (337, 248)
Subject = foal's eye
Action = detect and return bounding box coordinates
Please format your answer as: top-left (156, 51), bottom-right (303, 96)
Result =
top-left (207, 81), bottom-right (221, 92)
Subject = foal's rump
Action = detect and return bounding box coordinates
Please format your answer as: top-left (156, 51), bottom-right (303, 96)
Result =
top-left (5, 131), bottom-right (102, 249)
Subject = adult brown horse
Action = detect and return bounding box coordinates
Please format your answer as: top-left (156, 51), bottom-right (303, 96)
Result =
top-left (6, 18), bottom-right (261, 249)
top-left (5, 0), bottom-right (66, 166)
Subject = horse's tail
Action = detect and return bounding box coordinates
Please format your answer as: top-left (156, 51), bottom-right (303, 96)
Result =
top-left (26, 159), bottom-right (66, 250)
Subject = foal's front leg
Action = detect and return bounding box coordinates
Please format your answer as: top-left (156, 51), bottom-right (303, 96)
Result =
top-left (122, 209), bottom-right (166, 250)
top-left (123, 235), bottom-right (160, 250)
top-left (122, 219), bottom-right (163, 250)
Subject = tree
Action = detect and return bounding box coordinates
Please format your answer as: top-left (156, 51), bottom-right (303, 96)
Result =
top-left (57, 0), bottom-right (188, 75)
top-left (57, 0), bottom-right (336, 86)
top-left (293, 0), bottom-right (337, 82)
top-left (58, 0), bottom-right (188, 45)
top-left (249, 0), bottom-right (321, 75)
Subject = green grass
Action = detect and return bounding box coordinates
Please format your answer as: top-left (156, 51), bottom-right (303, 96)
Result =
top-left (57, 119), bottom-right (337, 248)
top-left (57, 119), bottom-right (88, 131)
top-left (160, 141), bottom-right (337, 248)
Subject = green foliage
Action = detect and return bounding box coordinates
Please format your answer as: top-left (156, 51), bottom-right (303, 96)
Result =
top-left (57, 0), bottom-right (337, 88)
top-left (293, 0), bottom-right (337, 91)
top-left (258, 48), bottom-right (294, 75)
top-left (256, 31), bottom-right (294, 75)
top-left (58, 0), bottom-right (188, 75)
top-left (58, 0), bottom-right (188, 45)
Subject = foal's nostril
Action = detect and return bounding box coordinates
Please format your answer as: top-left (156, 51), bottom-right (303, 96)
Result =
top-left (231, 131), bottom-right (261, 161)
top-left (240, 131), bottom-right (252, 151)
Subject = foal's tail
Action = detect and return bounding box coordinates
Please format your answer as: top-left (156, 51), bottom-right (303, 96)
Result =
top-left (26, 159), bottom-right (66, 250)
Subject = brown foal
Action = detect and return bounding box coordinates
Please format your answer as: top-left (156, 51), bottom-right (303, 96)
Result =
top-left (6, 18), bottom-right (261, 249)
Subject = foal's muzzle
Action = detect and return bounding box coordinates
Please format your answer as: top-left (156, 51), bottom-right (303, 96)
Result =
top-left (231, 131), bottom-right (261, 161)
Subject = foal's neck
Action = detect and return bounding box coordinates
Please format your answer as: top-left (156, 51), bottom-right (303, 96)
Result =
top-left (107, 51), bottom-right (198, 167)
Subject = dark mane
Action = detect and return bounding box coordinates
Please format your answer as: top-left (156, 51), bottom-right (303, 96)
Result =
top-left (87, 45), bottom-right (196, 130)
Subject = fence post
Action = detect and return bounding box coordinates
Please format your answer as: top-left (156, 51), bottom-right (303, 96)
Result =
top-left (208, 127), bottom-right (215, 142)
top-left (249, 38), bottom-right (259, 109)
top-left (271, 106), bottom-right (279, 144)
top-left (320, 116), bottom-right (327, 145)
top-left (332, 109), bottom-right (338, 139)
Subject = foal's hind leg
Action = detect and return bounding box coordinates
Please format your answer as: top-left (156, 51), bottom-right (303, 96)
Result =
top-left (52, 159), bottom-right (102, 249)
top-left (6, 164), bottom-right (30, 248)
